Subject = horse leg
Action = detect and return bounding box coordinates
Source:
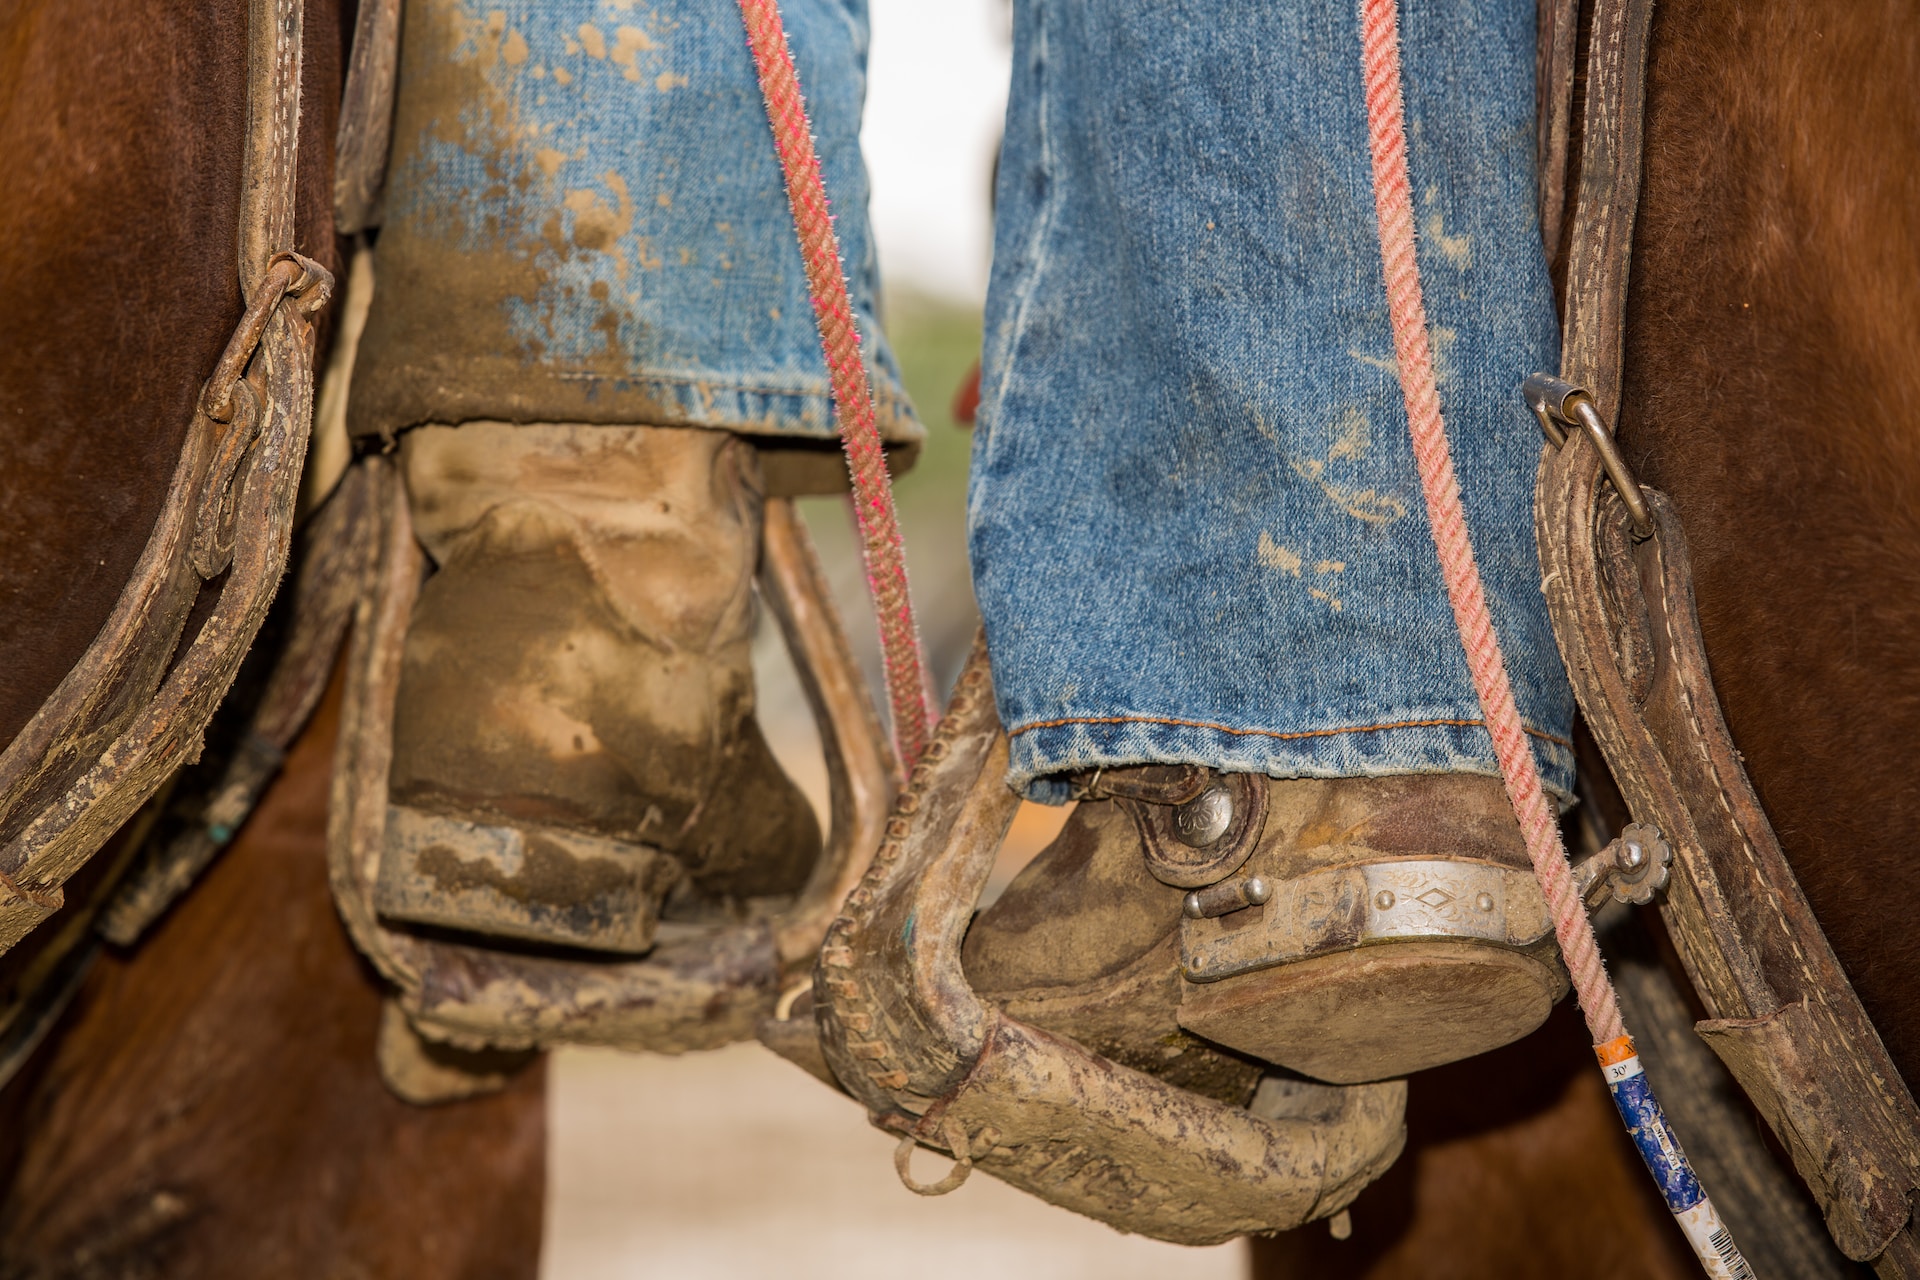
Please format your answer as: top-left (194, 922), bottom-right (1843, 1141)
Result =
top-left (0, 672), bottom-right (547, 1279)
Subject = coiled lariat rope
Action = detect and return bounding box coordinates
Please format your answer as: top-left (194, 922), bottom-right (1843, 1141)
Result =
top-left (737, 0), bottom-right (937, 773)
top-left (1356, 3), bottom-right (1748, 1276)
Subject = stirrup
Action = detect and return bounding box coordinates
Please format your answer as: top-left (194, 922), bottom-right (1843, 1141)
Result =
top-left (328, 456), bottom-right (894, 1057)
top-left (793, 637), bottom-right (1405, 1245)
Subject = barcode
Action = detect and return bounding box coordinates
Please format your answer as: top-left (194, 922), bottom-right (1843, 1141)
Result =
top-left (1706, 1226), bottom-right (1755, 1280)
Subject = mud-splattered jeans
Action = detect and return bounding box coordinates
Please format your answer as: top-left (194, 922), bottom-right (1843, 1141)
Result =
top-left (360, 0), bottom-right (1573, 802)
top-left (969, 0), bottom-right (1576, 802)
top-left (350, 0), bottom-right (918, 449)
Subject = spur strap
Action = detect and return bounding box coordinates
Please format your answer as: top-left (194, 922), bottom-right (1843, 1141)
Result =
top-left (1535, 0), bottom-right (1920, 1266)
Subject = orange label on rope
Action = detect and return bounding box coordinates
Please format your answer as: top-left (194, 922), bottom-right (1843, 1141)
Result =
top-left (1593, 1034), bottom-right (1638, 1068)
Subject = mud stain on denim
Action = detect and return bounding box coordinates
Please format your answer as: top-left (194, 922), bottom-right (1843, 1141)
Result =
top-left (1420, 193), bottom-right (1473, 270)
top-left (1428, 326), bottom-right (1459, 388)
top-left (1257, 533), bottom-right (1303, 576)
top-left (1349, 347), bottom-right (1398, 377)
top-left (1289, 409), bottom-right (1408, 526)
top-left (345, 0), bottom-right (697, 439)
top-left (410, 0), bottom-right (691, 333)
top-left (562, 174), bottom-right (636, 262)
top-left (1351, 327), bottom-right (1459, 389)
top-left (1326, 407), bottom-right (1369, 462)
top-left (348, 0), bottom-right (918, 447)
top-left (357, 1), bottom-right (647, 356)
top-left (1257, 533), bottom-right (1346, 612)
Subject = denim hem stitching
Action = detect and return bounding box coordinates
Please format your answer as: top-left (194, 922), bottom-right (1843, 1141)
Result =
top-left (1005, 713), bottom-right (1573, 749)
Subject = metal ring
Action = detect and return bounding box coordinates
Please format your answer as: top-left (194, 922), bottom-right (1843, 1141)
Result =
top-left (1520, 372), bottom-right (1654, 539)
top-left (1568, 398), bottom-right (1654, 539)
top-left (1522, 371), bottom-right (1575, 448)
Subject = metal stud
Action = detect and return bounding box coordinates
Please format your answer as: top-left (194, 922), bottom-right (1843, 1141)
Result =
top-left (1172, 785), bottom-right (1234, 848)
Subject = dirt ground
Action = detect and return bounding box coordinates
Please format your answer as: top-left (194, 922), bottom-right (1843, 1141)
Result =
top-left (540, 1042), bottom-right (1245, 1279)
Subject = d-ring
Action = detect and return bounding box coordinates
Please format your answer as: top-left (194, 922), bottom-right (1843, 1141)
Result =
top-left (1521, 373), bottom-right (1654, 538)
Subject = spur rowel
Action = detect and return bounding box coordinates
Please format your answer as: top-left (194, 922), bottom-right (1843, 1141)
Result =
top-left (798, 637), bottom-right (1407, 1246)
top-left (329, 446), bottom-right (894, 1075)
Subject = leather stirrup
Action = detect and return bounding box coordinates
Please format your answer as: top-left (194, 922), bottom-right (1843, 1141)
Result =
top-left (327, 456), bottom-right (894, 1055)
top-left (800, 636), bottom-right (1406, 1245)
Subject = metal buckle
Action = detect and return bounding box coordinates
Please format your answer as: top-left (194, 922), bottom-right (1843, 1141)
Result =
top-left (1522, 373), bottom-right (1654, 539)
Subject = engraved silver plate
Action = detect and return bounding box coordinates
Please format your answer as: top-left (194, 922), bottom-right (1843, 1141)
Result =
top-left (1180, 858), bottom-right (1552, 982)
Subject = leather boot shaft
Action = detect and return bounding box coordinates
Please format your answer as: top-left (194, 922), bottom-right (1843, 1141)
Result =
top-left (381, 422), bottom-right (819, 952)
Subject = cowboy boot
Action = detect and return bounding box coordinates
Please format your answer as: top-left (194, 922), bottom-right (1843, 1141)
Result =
top-left (373, 421), bottom-right (820, 954)
top-left (964, 768), bottom-right (1565, 1086)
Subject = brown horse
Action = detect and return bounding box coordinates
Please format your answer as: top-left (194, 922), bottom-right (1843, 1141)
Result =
top-left (0, 0), bottom-right (547, 1274)
top-left (0, 683), bottom-right (546, 1277)
top-left (0, 0), bottom-right (332, 743)
top-left (1255, 0), bottom-right (1920, 1274)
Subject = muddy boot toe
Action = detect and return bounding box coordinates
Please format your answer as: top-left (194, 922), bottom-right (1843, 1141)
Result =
top-left (375, 422), bottom-right (819, 955)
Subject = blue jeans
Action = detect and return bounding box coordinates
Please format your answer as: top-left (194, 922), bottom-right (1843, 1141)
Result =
top-left (968, 0), bottom-right (1575, 802)
top-left (362, 0), bottom-right (1574, 801)
top-left (351, 0), bottom-right (917, 446)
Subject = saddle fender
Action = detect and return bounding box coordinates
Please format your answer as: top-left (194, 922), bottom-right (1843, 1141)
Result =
top-left (0, 0), bottom-right (333, 958)
top-left (1538, 0), bottom-right (1920, 1264)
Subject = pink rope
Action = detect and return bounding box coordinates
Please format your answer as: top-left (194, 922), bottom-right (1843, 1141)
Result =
top-left (737, 0), bottom-right (937, 772)
top-left (1356, 0), bottom-right (1624, 1045)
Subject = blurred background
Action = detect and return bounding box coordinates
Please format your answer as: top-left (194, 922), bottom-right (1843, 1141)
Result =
top-left (538, 1), bottom-right (1246, 1275)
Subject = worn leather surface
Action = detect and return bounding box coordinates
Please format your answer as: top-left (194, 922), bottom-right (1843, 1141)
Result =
top-left (1623, 0), bottom-right (1920, 1097)
top-left (0, 0), bottom-right (343, 962)
top-left (392, 422), bottom-right (818, 901)
top-left (814, 646), bottom-right (1408, 1245)
top-left (1536, 0), bottom-right (1920, 1262)
top-left (962, 798), bottom-right (1262, 1102)
top-left (964, 770), bottom-right (1563, 1087)
top-left (0, 0), bottom-right (342, 752)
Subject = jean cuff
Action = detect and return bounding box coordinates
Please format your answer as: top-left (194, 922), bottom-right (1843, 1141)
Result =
top-left (1005, 712), bottom-right (1576, 809)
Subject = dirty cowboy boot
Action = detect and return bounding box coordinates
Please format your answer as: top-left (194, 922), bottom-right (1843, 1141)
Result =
top-left (320, 0), bottom-right (915, 1076)
top-left (783, 0), bottom-right (1579, 1244)
top-left (327, 440), bottom-right (894, 1068)
top-left (374, 422), bottom-right (819, 954)
top-left (963, 767), bottom-right (1566, 1087)
top-left (952, 0), bottom-right (1579, 1104)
